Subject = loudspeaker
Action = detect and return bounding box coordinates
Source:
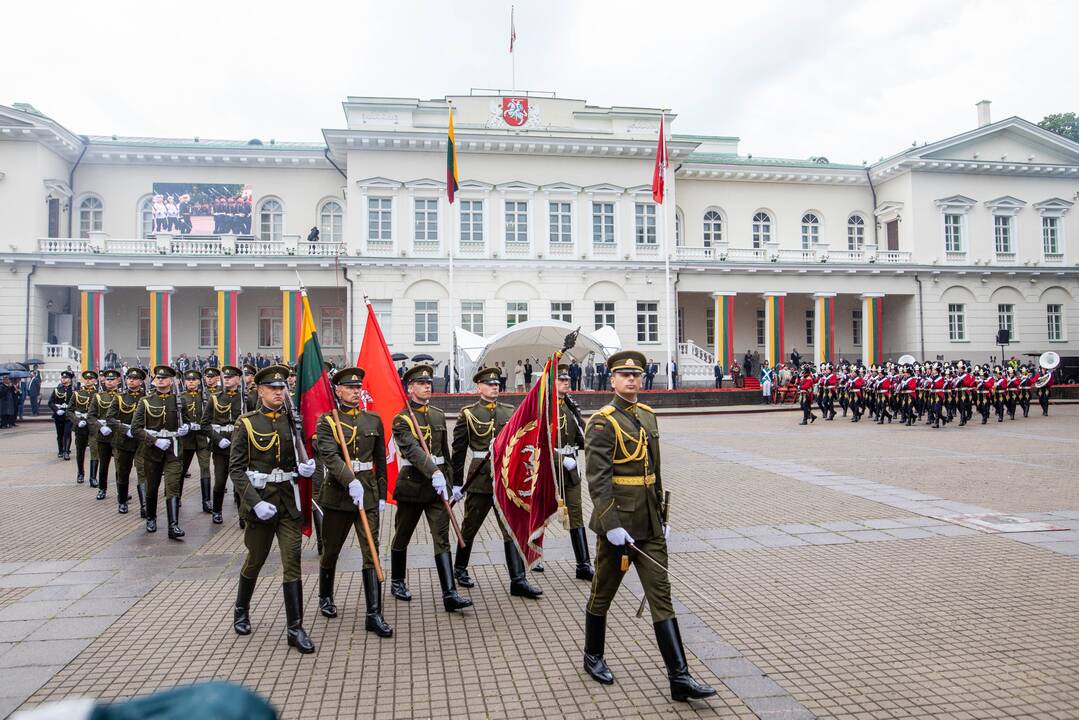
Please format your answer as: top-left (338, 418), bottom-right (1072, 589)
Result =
top-left (996, 328), bottom-right (1010, 345)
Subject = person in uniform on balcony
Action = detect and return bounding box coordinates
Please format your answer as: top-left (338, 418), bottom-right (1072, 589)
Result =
top-left (230, 364), bottom-right (318, 654)
top-left (389, 365), bottom-right (472, 613)
top-left (132, 366), bottom-right (189, 539)
top-left (450, 366), bottom-right (542, 600)
top-left (47, 370), bottom-right (75, 460)
top-left (203, 366), bottom-right (246, 526)
top-left (72, 370), bottom-right (99, 484)
top-left (106, 367), bottom-right (146, 513)
top-left (314, 366), bottom-right (392, 637)
top-left (580, 350), bottom-right (716, 703)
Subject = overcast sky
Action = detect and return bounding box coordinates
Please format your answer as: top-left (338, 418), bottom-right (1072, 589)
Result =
top-left (2, 0), bottom-right (1076, 163)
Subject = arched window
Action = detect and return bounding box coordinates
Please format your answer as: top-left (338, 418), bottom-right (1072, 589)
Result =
top-left (138, 196), bottom-right (154, 238)
top-left (258, 198), bottom-right (284, 243)
top-left (847, 214), bottom-right (865, 250)
top-left (703, 210), bottom-right (723, 247)
top-left (800, 213), bottom-right (820, 249)
top-left (78, 196), bottom-right (103, 238)
top-left (319, 200), bottom-right (343, 243)
top-left (751, 211), bottom-right (772, 248)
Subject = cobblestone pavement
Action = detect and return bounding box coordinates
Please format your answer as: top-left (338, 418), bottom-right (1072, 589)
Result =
top-left (1, 406), bottom-right (1078, 719)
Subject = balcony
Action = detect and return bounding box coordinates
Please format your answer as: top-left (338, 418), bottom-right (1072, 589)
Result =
top-left (1044, 252), bottom-right (1064, 265)
top-left (592, 242), bottom-right (618, 257)
top-left (36, 234), bottom-right (350, 258)
top-left (877, 251), bottom-right (912, 264)
top-left (944, 250), bottom-right (968, 264)
top-left (504, 241), bottom-right (530, 257)
top-left (548, 241), bottom-right (576, 257)
top-left (671, 245), bottom-right (913, 265)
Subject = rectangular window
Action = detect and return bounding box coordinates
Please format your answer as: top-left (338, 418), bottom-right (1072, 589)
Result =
top-left (549, 202), bottom-right (572, 244)
top-left (805, 310), bottom-right (814, 346)
top-left (852, 310), bottom-right (862, 347)
top-left (637, 301), bottom-right (658, 343)
top-left (460, 301), bottom-right (484, 335)
top-left (414, 198), bottom-right (438, 243)
top-left (677, 306), bottom-right (685, 344)
top-left (505, 201), bottom-right (528, 244)
top-left (1047, 304), bottom-right (1063, 341)
top-left (259, 306), bottom-right (282, 348)
top-left (635, 203), bottom-right (657, 245)
top-left (1043, 216), bottom-right (1060, 255)
top-left (370, 299), bottom-right (393, 344)
top-left (550, 302), bottom-right (572, 324)
top-left (414, 300), bottom-right (438, 343)
top-left (460, 200), bottom-right (484, 244)
top-left (594, 301), bottom-right (615, 330)
top-left (320, 307), bottom-right (344, 347)
top-left (706, 306), bottom-right (715, 348)
top-left (994, 215), bottom-right (1012, 254)
top-left (944, 214), bottom-right (963, 253)
top-left (507, 301), bottom-right (528, 328)
top-left (592, 202), bottom-right (615, 244)
top-left (137, 307), bottom-right (150, 349)
top-left (199, 306), bottom-right (217, 348)
top-left (948, 303), bottom-right (966, 341)
top-left (997, 304), bottom-right (1014, 335)
top-left (368, 197), bottom-right (392, 241)
top-left (756, 309), bottom-right (766, 346)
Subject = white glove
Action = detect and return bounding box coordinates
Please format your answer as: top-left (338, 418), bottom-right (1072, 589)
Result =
top-left (176, 424), bottom-right (190, 437)
top-left (56, 409), bottom-right (65, 416)
top-left (451, 486), bottom-right (464, 503)
top-left (297, 459), bottom-right (316, 478)
top-left (379, 499), bottom-right (386, 513)
top-left (99, 426), bottom-right (112, 437)
top-left (253, 501), bottom-right (277, 521)
top-left (78, 420), bottom-right (87, 428)
top-left (605, 527), bottom-right (634, 546)
top-left (154, 438), bottom-right (171, 451)
top-left (663, 523), bottom-right (671, 540)
top-left (348, 479), bottom-right (364, 507)
top-left (218, 438), bottom-right (231, 449)
top-left (431, 470), bottom-right (447, 497)
top-left (188, 422), bottom-right (201, 431)
top-left (562, 456), bottom-right (577, 472)
top-left (126, 428), bottom-right (133, 438)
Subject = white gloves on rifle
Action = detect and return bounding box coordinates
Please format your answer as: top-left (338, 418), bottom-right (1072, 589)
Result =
top-left (663, 523), bottom-right (671, 540)
top-left (562, 456), bottom-right (577, 472)
top-left (154, 438), bottom-right (171, 451)
top-left (78, 420), bottom-right (87, 428)
top-left (451, 486), bottom-right (464, 504)
top-left (218, 438), bottom-right (231, 449)
top-left (605, 527), bottom-right (634, 546)
top-left (99, 426), bottom-right (112, 437)
top-left (253, 501), bottom-right (277, 521)
top-left (431, 470), bottom-right (447, 499)
top-left (348, 479), bottom-right (364, 507)
top-left (176, 424), bottom-right (190, 437)
top-left (56, 409), bottom-right (65, 416)
top-left (188, 422), bottom-right (200, 431)
top-left (378, 499), bottom-right (386, 513)
top-left (126, 428), bottom-right (133, 438)
top-left (297, 459), bottom-right (316, 478)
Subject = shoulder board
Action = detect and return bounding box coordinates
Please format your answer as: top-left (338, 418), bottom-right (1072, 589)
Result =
top-left (636, 402), bottom-right (655, 413)
top-left (588, 405), bottom-right (616, 423)
top-left (361, 409), bottom-right (381, 420)
top-left (238, 410), bottom-right (261, 421)
top-left (428, 406), bottom-right (445, 417)
top-left (498, 402), bottom-right (514, 409)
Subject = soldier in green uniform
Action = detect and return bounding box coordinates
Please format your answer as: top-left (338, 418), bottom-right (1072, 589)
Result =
top-left (87, 369), bottom-right (120, 493)
top-left (132, 366), bottom-right (190, 539)
top-left (230, 364), bottom-right (318, 654)
top-left (105, 367), bottom-right (146, 513)
top-left (203, 366), bottom-right (246, 525)
top-left (451, 367), bottom-right (542, 599)
top-left (314, 367), bottom-right (392, 637)
top-left (555, 364), bottom-right (594, 581)
top-left (581, 350), bottom-right (715, 703)
top-left (389, 365), bottom-right (472, 612)
top-left (242, 364), bottom-right (259, 412)
top-left (203, 366), bottom-right (222, 394)
top-left (71, 370), bottom-right (99, 485)
top-left (178, 369), bottom-right (213, 513)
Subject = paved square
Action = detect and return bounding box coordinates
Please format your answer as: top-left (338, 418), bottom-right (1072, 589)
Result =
top-left (1, 406), bottom-right (1077, 719)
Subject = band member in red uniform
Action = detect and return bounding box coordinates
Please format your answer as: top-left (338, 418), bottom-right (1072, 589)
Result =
top-left (1004, 366), bottom-right (1019, 420)
top-left (1034, 366), bottom-right (1053, 416)
top-left (797, 368), bottom-right (817, 425)
top-left (820, 363), bottom-right (838, 421)
top-left (991, 366), bottom-right (1006, 422)
top-left (956, 361), bottom-right (976, 426)
top-left (974, 365), bottom-right (992, 425)
top-left (1018, 366), bottom-right (1033, 417)
top-left (876, 368), bottom-right (893, 424)
top-left (849, 366), bottom-right (866, 422)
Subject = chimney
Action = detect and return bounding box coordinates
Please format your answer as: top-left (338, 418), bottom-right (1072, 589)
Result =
top-left (976, 100), bottom-right (991, 128)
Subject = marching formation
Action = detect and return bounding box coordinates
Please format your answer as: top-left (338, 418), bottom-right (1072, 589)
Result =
top-left (794, 356), bottom-right (1056, 427)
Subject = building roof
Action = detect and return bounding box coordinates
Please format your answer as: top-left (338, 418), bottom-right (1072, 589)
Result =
top-left (685, 151), bottom-right (864, 171)
top-left (672, 133), bottom-right (740, 142)
top-left (85, 135), bottom-right (326, 152)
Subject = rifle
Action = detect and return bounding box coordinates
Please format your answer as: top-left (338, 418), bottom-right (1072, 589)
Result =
top-left (635, 490), bottom-right (671, 618)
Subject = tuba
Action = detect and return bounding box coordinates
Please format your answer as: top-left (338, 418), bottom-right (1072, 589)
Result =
top-left (1036, 351), bottom-right (1060, 388)
top-left (898, 354), bottom-right (916, 366)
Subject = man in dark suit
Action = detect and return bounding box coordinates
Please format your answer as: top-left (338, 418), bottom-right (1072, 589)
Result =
top-left (714, 363), bottom-right (723, 389)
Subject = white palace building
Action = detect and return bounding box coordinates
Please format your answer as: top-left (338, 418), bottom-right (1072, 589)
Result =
top-left (1, 92), bottom-right (1077, 386)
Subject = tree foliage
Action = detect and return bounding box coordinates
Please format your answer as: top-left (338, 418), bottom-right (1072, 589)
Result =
top-left (1038, 113), bottom-right (1079, 142)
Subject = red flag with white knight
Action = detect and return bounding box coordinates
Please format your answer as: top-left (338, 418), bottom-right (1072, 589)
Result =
top-left (356, 301), bottom-right (408, 504)
top-left (492, 354), bottom-right (560, 569)
top-left (652, 114), bottom-right (668, 204)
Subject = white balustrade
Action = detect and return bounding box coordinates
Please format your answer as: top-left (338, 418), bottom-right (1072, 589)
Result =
top-left (235, 239), bottom-right (285, 255)
top-left (828, 249), bottom-right (865, 263)
top-left (1043, 252), bottom-right (1064, 265)
top-left (38, 238), bottom-right (91, 253)
top-left (778, 248), bottom-right (816, 263)
top-left (301, 242), bottom-right (347, 256)
top-left (107, 238), bottom-right (158, 254)
top-left (170, 237), bottom-right (224, 255)
top-left (726, 247), bottom-right (767, 261)
top-left (878, 250), bottom-right (911, 263)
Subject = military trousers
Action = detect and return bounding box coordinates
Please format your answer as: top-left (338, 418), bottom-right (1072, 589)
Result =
top-left (96, 441), bottom-right (114, 491)
top-left (460, 491), bottom-right (511, 546)
top-left (241, 514), bottom-right (303, 582)
top-left (587, 533), bottom-right (674, 623)
top-left (143, 454), bottom-right (183, 500)
top-left (181, 444), bottom-right (211, 483)
top-left (210, 450), bottom-right (231, 496)
top-left (320, 506), bottom-right (380, 570)
top-left (563, 480), bottom-right (584, 530)
top-left (74, 428), bottom-right (91, 474)
top-left (114, 448), bottom-right (147, 500)
top-left (53, 418), bottom-right (72, 454)
top-left (392, 500), bottom-right (450, 555)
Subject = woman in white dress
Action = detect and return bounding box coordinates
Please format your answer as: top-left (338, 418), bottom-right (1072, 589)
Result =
top-left (514, 361), bottom-right (525, 391)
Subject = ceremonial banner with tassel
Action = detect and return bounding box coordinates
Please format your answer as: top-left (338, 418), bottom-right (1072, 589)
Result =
top-left (492, 354), bottom-right (560, 569)
top-left (79, 288), bottom-right (106, 372)
top-left (293, 287), bottom-right (335, 536)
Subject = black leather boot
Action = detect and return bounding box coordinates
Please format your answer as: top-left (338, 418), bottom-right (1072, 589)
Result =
top-left (211, 490), bottom-right (225, 524)
top-left (435, 551), bottom-right (473, 611)
top-left (453, 541), bottom-right (475, 588)
top-left (200, 477), bottom-right (212, 513)
top-left (318, 565), bottom-right (337, 618)
top-left (137, 482), bottom-right (147, 519)
top-left (312, 506), bottom-right (324, 556)
top-left (234, 491), bottom-right (245, 529)
top-left (116, 480), bottom-right (129, 515)
top-left (166, 497), bottom-right (185, 540)
top-left (363, 567), bottom-right (393, 637)
top-left (583, 612), bottom-right (614, 685)
top-left (505, 541), bottom-right (542, 599)
top-left (390, 548), bottom-right (411, 601)
top-left (88, 459), bottom-right (98, 487)
top-left (233, 574), bottom-right (256, 635)
top-left (570, 527), bottom-right (594, 581)
top-left (654, 618), bottom-right (717, 702)
top-left (283, 580), bottom-right (315, 654)
top-left (145, 483), bottom-right (158, 533)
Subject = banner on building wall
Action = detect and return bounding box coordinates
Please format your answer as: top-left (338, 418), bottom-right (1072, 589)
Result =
top-left (150, 182), bottom-right (252, 236)
top-left (79, 290), bottom-right (105, 372)
top-left (148, 290), bottom-right (172, 368)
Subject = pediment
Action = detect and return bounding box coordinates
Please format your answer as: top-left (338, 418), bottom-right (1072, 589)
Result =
top-left (983, 195), bottom-right (1026, 212)
top-left (934, 194), bottom-right (977, 211)
top-left (494, 181), bottom-right (539, 192)
top-left (917, 119), bottom-right (1079, 165)
top-left (355, 176), bottom-right (403, 189)
top-left (540, 182), bottom-right (582, 193)
top-left (403, 178), bottom-right (445, 189)
top-left (583, 183), bottom-right (625, 194)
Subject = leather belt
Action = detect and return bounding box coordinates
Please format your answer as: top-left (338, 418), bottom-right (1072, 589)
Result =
top-left (399, 455), bottom-right (445, 467)
top-left (471, 450), bottom-right (489, 460)
top-left (556, 446), bottom-right (577, 457)
top-left (212, 423), bottom-right (235, 433)
top-left (351, 460), bottom-right (374, 472)
top-left (246, 468), bottom-right (297, 489)
top-left (612, 474), bottom-right (656, 486)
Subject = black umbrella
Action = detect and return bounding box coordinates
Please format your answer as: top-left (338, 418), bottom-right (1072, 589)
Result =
top-left (0, 369), bottom-right (9, 376)
top-left (390, 352), bottom-right (409, 362)
top-left (24, 358), bottom-right (45, 366)
top-left (411, 354), bottom-right (435, 362)
top-left (2, 362), bottom-right (28, 371)
top-left (8, 370), bottom-right (30, 379)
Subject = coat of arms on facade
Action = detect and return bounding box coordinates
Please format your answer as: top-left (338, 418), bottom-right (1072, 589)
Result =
top-left (487, 98), bottom-right (544, 129)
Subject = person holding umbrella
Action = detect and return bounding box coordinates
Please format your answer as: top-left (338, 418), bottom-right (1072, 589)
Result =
top-left (0, 374), bottom-right (16, 428)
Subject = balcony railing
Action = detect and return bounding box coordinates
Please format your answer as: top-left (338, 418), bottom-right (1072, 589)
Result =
top-left (877, 250), bottom-right (912, 263)
top-left (504, 241), bottom-right (530, 257)
top-left (38, 238), bottom-right (91, 253)
top-left (944, 250), bottom-right (967, 264)
top-left (235, 239), bottom-right (285, 255)
top-left (727, 247), bottom-right (768, 261)
top-left (108, 238), bottom-right (158, 254)
top-left (300, 241), bottom-right (347, 256)
top-left (170, 237), bottom-right (223, 255)
top-left (1044, 252), bottom-right (1064, 264)
top-left (778, 248), bottom-right (816, 263)
top-left (828, 249), bottom-right (865, 263)
top-left (548, 242), bottom-right (576, 256)
top-left (592, 242), bottom-right (618, 256)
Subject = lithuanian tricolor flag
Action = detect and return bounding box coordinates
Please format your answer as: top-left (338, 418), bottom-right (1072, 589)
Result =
top-left (447, 107), bottom-right (459, 203)
top-left (294, 287), bottom-right (335, 536)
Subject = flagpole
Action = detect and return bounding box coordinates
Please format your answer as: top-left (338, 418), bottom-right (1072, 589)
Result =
top-left (447, 101), bottom-right (456, 396)
top-left (510, 5), bottom-right (516, 89)
top-left (661, 115), bottom-right (674, 390)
